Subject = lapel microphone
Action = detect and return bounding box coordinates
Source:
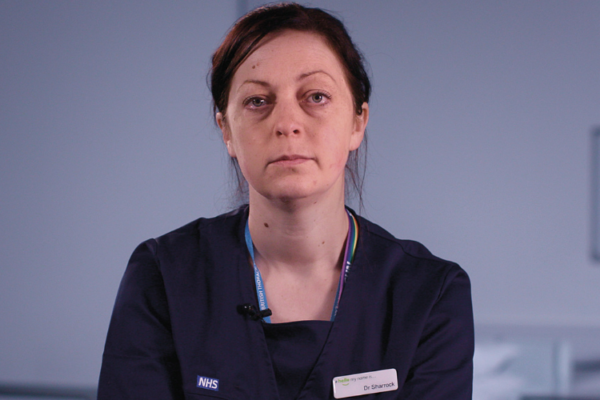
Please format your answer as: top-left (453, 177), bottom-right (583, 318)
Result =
top-left (237, 303), bottom-right (272, 321)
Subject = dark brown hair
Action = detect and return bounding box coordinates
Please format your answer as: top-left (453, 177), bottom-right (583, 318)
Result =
top-left (209, 3), bottom-right (371, 208)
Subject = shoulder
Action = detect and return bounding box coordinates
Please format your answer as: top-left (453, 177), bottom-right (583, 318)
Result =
top-left (356, 213), bottom-right (464, 270)
top-left (124, 206), bottom-right (247, 282)
top-left (155, 206), bottom-right (247, 245)
top-left (352, 213), bottom-right (470, 301)
top-left (140, 206), bottom-right (247, 255)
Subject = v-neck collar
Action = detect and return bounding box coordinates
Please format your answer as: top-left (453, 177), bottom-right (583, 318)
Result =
top-left (235, 206), bottom-right (365, 399)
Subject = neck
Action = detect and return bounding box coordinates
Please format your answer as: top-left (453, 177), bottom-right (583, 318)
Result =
top-left (247, 191), bottom-right (349, 275)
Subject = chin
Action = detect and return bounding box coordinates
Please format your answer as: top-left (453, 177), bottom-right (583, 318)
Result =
top-left (264, 187), bottom-right (317, 202)
top-left (255, 179), bottom-right (343, 204)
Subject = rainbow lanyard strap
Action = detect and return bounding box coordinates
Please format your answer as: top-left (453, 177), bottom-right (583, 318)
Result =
top-left (244, 209), bottom-right (359, 323)
top-left (331, 210), bottom-right (358, 320)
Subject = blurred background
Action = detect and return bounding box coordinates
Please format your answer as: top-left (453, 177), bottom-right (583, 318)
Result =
top-left (1, 1), bottom-right (599, 399)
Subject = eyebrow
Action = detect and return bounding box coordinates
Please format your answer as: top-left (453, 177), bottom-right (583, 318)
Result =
top-left (238, 70), bottom-right (337, 92)
top-left (298, 69), bottom-right (336, 83)
top-left (238, 79), bottom-right (270, 91)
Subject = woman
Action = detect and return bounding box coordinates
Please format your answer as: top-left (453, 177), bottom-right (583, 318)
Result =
top-left (98, 3), bottom-right (474, 399)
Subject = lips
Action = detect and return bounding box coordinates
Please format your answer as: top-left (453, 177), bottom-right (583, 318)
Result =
top-left (269, 154), bottom-right (314, 166)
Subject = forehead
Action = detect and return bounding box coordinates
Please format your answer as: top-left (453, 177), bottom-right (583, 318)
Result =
top-left (231, 30), bottom-right (348, 88)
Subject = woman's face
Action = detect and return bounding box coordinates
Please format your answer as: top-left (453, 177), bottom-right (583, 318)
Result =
top-left (217, 30), bottom-right (368, 204)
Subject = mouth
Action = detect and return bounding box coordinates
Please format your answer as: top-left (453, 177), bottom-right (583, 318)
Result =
top-left (269, 154), bottom-right (314, 166)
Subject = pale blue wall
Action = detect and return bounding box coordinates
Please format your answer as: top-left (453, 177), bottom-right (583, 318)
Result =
top-left (1, 0), bottom-right (599, 386)
top-left (0, 0), bottom-right (235, 385)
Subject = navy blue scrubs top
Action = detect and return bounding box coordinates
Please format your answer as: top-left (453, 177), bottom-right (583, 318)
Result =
top-left (98, 206), bottom-right (474, 399)
top-left (264, 321), bottom-right (332, 400)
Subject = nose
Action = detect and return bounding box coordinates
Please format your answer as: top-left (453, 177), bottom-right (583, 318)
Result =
top-left (272, 98), bottom-right (302, 137)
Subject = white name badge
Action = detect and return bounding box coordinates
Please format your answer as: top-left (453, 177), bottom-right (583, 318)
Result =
top-left (332, 368), bottom-right (398, 399)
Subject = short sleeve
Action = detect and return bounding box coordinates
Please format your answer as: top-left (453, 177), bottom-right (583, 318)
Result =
top-left (399, 267), bottom-right (474, 399)
top-left (97, 240), bottom-right (184, 399)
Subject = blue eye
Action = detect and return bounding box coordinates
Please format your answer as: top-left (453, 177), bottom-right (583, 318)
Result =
top-left (310, 93), bottom-right (324, 103)
top-left (249, 98), bottom-right (266, 107)
top-left (244, 96), bottom-right (268, 109)
top-left (307, 92), bottom-right (330, 104)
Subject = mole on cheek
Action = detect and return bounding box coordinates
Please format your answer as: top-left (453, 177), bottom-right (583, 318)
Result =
top-left (264, 222), bottom-right (269, 228)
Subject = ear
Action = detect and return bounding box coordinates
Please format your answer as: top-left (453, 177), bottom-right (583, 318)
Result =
top-left (217, 112), bottom-right (236, 158)
top-left (349, 102), bottom-right (369, 151)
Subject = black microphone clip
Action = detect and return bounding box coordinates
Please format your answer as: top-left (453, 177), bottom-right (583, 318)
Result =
top-left (237, 303), bottom-right (272, 321)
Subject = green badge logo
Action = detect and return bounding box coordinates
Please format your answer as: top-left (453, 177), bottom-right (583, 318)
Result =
top-left (337, 378), bottom-right (350, 386)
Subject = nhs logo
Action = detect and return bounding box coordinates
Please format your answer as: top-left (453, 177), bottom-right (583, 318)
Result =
top-left (197, 375), bottom-right (219, 391)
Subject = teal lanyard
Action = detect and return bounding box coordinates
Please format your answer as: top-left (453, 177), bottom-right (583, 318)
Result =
top-left (244, 210), bottom-right (358, 323)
